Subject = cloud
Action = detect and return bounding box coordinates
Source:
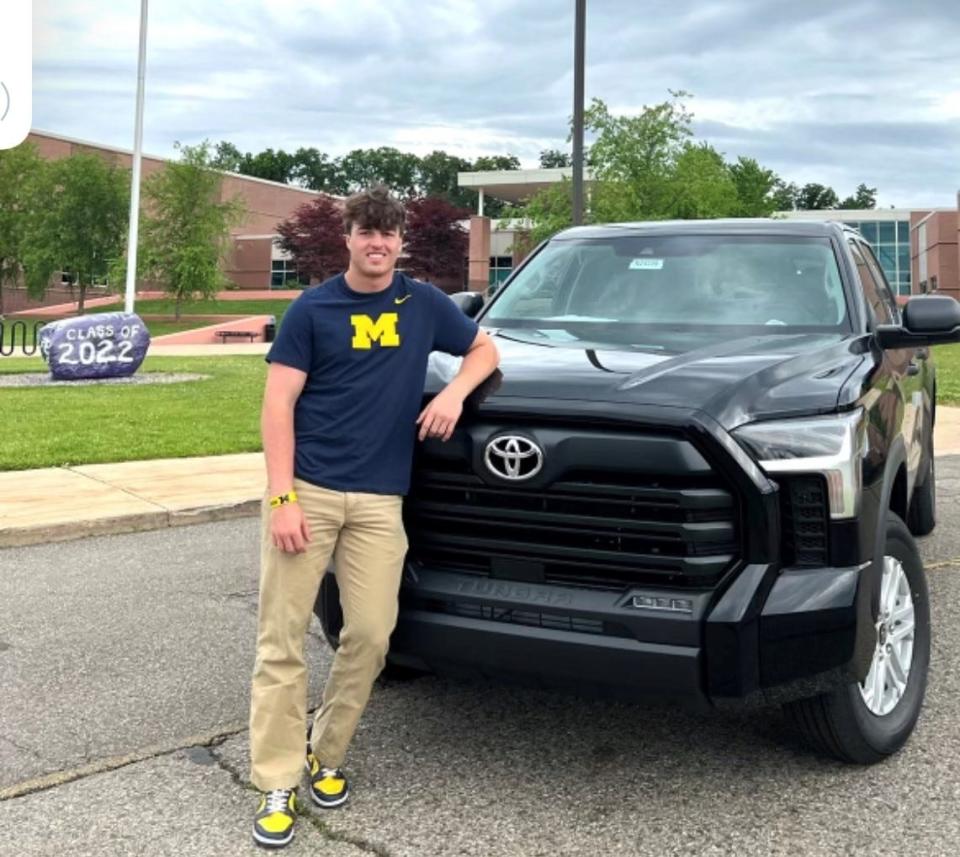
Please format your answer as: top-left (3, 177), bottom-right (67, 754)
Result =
top-left (31, 0), bottom-right (960, 207)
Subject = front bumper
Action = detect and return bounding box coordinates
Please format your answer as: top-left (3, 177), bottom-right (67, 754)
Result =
top-left (390, 559), bottom-right (871, 707)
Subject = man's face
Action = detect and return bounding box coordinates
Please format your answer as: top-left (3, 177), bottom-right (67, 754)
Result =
top-left (345, 223), bottom-right (403, 279)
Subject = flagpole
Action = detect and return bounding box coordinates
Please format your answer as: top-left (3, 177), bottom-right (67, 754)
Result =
top-left (124, 0), bottom-right (148, 315)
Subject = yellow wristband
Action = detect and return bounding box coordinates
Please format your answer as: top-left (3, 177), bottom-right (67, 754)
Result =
top-left (269, 491), bottom-right (298, 509)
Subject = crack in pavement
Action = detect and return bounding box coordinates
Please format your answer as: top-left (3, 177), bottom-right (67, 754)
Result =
top-left (1, 720), bottom-right (388, 855)
top-left (299, 811), bottom-right (396, 857)
top-left (206, 739), bottom-right (255, 794)
top-left (0, 722), bottom-right (248, 802)
top-left (207, 742), bottom-right (393, 856)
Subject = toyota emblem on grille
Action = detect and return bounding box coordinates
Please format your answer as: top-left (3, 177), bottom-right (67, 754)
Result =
top-left (484, 435), bottom-right (544, 481)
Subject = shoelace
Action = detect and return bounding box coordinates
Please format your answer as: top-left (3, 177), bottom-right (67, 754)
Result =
top-left (265, 789), bottom-right (293, 813)
top-left (318, 767), bottom-right (342, 780)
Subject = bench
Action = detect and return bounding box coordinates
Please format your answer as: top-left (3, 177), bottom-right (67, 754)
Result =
top-left (215, 330), bottom-right (258, 343)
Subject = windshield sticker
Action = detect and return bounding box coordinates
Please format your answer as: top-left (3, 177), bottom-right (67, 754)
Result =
top-left (629, 258), bottom-right (664, 270)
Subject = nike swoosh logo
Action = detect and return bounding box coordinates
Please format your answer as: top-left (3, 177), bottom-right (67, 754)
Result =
top-left (394, 295), bottom-right (412, 305)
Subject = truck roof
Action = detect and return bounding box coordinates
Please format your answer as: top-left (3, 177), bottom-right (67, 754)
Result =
top-left (554, 219), bottom-right (852, 240)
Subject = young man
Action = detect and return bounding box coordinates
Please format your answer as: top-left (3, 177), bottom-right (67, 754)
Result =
top-left (249, 186), bottom-right (499, 848)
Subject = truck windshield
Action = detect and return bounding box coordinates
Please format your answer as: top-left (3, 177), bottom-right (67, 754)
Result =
top-left (484, 234), bottom-right (850, 347)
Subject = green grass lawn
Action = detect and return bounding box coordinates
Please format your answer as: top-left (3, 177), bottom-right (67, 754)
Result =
top-left (934, 343), bottom-right (960, 405)
top-left (0, 355), bottom-right (266, 470)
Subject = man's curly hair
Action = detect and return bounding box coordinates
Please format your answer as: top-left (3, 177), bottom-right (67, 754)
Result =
top-left (342, 185), bottom-right (406, 236)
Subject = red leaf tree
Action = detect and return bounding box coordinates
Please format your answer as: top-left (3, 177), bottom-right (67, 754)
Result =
top-left (275, 195), bottom-right (348, 282)
top-left (402, 196), bottom-right (470, 285)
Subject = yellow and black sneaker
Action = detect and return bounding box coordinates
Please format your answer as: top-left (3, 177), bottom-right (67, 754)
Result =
top-left (252, 788), bottom-right (298, 849)
top-left (305, 752), bottom-right (349, 808)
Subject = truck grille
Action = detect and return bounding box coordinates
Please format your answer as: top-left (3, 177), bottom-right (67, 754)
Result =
top-left (409, 597), bottom-right (628, 637)
top-left (405, 456), bottom-right (739, 590)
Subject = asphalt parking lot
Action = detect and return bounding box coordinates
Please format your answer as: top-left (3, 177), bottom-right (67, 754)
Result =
top-left (2, 459), bottom-right (960, 857)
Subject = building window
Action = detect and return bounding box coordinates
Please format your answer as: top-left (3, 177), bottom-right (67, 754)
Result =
top-left (271, 259), bottom-right (309, 288)
top-left (843, 220), bottom-right (912, 296)
top-left (489, 255), bottom-right (513, 286)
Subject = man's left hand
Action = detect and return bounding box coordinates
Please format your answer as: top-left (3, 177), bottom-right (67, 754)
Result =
top-left (416, 389), bottom-right (463, 442)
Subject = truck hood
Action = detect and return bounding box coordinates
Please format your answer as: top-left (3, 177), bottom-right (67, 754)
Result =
top-left (426, 329), bottom-right (868, 429)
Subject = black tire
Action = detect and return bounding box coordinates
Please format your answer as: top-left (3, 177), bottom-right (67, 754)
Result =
top-left (314, 572), bottom-right (343, 650)
top-left (312, 571), bottom-right (427, 681)
top-left (784, 513), bottom-right (930, 764)
top-left (908, 439), bottom-right (936, 537)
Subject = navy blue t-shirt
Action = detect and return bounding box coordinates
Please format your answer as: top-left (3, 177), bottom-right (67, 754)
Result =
top-left (266, 272), bottom-right (479, 495)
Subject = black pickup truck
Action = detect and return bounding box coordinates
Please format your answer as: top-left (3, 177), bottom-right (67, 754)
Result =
top-left (316, 220), bottom-right (960, 763)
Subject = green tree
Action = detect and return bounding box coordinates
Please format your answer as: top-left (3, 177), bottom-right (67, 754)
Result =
top-left (239, 147), bottom-right (299, 184)
top-left (539, 148), bottom-right (572, 168)
top-left (584, 92), bottom-right (694, 222)
top-left (292, 147), bottom-right (347, 194)
top-left (0, 142), bottom-right (45, 316)
top-left (729, 156), bottom-right (779, 217)
top-left (472, 154), bottom-right (521, 172)
top-left (771, 179), bottom-right (800, 211)
top-left (839, 183), bottom-right (878, 210)
top-left (136, 142), bottom-right (245, 319)
top-left (500, 180), bottom-right (576, 250)
top-left (338, 147), bottom-right (421, 197)
top-left (796, 183), bottom-right (839, 210)
top-left (668, 143), bottom-right (739, 219)
top-left (211, 140), bottom-right (244, 173)
top-left (22, 153), bottom-right (129, 314)
top-left (417, 150), bottom-right (473, 207)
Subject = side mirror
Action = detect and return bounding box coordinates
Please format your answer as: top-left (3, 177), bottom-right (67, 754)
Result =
top-left (448, 291), bottom-right (485, 319)
top-left (877, 295), bottom-right (960, 348)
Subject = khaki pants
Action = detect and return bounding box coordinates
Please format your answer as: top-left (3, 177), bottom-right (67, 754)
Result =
top-left (249, 478), bottom-right (407, 791)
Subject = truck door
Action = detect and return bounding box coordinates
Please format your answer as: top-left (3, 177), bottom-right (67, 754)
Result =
top-left (849, 239), bottom-right (924, 494)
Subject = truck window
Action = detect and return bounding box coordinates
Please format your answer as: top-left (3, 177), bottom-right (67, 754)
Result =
top-left (848, 241), bottom-right (895, 326)
top-left (859, 242), bottom-right (901, 324)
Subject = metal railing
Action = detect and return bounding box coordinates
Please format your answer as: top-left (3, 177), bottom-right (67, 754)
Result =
top-left (0, 319), bottom-right (44, 357)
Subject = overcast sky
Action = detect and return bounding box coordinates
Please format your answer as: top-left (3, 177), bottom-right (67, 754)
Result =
top-left (32, 0), bottom-right (960, 208)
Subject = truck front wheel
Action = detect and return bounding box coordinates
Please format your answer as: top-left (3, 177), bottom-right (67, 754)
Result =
top-left (312, 571), bottom-right (427, 681)
top-left (784, 513), bottom-right (931, 763)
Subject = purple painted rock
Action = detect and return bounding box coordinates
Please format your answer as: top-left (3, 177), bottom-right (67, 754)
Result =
top-left (41, 312), bottom-right (151, 381)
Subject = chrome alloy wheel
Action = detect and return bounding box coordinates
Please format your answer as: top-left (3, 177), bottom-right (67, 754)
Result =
top-left (859, 555), bottom-right (916, 716)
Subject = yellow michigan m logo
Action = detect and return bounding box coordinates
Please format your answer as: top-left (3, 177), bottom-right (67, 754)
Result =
top-left (350, 313), bottom-right (400, 349)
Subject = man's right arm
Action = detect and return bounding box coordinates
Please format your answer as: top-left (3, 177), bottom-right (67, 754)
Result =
top-left (262, 362), bottom-right (310, 553)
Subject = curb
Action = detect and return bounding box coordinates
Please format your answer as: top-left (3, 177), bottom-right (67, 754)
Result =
top-left (0, 499), bottom-right (261, 549)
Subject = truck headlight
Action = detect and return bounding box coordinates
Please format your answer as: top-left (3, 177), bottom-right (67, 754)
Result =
top-left (732, 409), bottom-right (866, 519)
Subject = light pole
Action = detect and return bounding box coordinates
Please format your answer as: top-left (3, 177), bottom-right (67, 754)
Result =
top-left (572, 0), bottom-right (586, 225)
top-left (124, 0), bottom-right (148, 315)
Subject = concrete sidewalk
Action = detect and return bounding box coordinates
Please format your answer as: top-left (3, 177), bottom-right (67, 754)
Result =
top-left (1, 407), bottom-right (958, 549)
top-left (0, 453), bottom-right (265, 548)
